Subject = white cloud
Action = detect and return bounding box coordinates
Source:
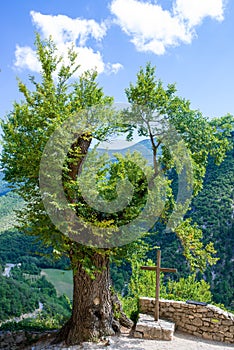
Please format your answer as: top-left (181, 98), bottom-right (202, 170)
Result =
top-left (105, 62), bottom-right (124, 75)
top-left (14, 1), bottom-right (226, 72)
top-left (110, 0), bottom-right (190, 55)
top-left (14, 45), bottom-right (41, 72)
top-left (110, 0), bottom-right (225, 55)
top-left (30, 11), bottom-right (107, 46)
top-left (58, 44), bottom-right (106, 75)
top-left (14, 11), bottom-right (122, 76)
top-left (174, 0), bottom-right (224, 26)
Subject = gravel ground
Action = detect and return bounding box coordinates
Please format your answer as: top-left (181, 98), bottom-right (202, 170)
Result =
top-left (26, 331), bottom-right (234, 350)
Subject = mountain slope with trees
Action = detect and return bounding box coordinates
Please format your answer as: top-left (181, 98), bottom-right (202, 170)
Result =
top-left (144, 137), bottom-right (233, 309)
top-left (0, 137), bottom-right (233, 309)
top-left (190, 139), bottom-right (234, 307)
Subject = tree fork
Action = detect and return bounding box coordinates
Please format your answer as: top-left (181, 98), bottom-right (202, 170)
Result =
top-left (55, 130), bottom-right (134, 345)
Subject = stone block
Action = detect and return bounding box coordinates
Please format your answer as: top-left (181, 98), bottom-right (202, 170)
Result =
top-left (162, 330), bottom-right (173, 341)
top-left (223, 332), bottom-right (234, 338)
top-left (218, 325), bottom-right (229, 333)
top-left (212, 335), bottom-right (224, 342)
top-left (196, 307), bottom-right (208, 313)
top-left (192, 317), bottom-right (203, 326)
top-left (177, 325), bottom-right (185, 332)
top-left (145, 327), bottom-right (162, 339)
top-left (222, 319), bottom-right (233, 326)
top-left (202, 333), bottom-right (213, 340)
top-left (184, 324), bottom-right (197, 332)
top-left (193, 331), bottom-right (203, 338)
top-left (173, 315), bottom-right (182, 321)
top-left (168, 307), bottom-right (175, 312)
top-left (176, 321), bottom-right (185, 328)
top-left (175, 308), bottom-right (183, 313)
top-left (134, 331), bottom-right (143, 338)
top-left (202, 326), bottom-right (215, 332)
top-left (134, 314), bottom-right (175, 341)
top-left (186, 304), bottom-right (197, 309)
top-left (161, 300), bottom-right (167, 304)
top-left (224, 338), bottom-right (234, 343)
top-left (120, 326), bottom-right (132, 335)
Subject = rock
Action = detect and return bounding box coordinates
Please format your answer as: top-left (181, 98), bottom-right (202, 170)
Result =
top-left (192, 318), bottom-right (203, 327)
top-left (134, 314), bottom-right (175, 341)
top-left (120, 326), bottom-right (132, 335)
top-left (202, 333), bottom-right (213, 340)
top-left (222, 320), bottom-right (233, 326)
top-left (133, 331), bottom-right (143, 338)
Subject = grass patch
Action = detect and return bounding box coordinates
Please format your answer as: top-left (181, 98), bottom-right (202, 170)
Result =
top-left (41, 269), bottom-right (73, 300)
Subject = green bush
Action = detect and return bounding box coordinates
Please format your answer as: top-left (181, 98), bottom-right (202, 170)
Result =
top-left (121, 257), bottom-right (212, 322)
top-left (165, 274), bottom-right (212, 302)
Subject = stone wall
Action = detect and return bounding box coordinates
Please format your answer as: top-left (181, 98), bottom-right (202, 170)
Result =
top-left (0, 330), bottom-right (55, 349)
top-left (139, 297), bottom-right (234, 344)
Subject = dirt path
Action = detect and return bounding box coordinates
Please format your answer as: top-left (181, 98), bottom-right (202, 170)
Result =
top-left (25, 331), bottom-right (234, 349)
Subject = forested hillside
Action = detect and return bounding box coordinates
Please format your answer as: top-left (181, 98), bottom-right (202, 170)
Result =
top-left (148, 139), bottom-right (234, 309)
top-left (0, 138), bottom-right (233, 309)
top-left (189, 142), bottom-right (234, 307)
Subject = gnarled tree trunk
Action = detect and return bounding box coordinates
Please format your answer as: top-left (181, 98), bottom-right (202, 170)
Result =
top-left (56, 250), bottom-right (114, 344)
top-left (55, 136), bottom-right (133, 345)
top-left (55, 248), bottom-right (132, 345)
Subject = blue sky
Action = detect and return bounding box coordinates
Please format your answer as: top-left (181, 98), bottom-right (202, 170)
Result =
top-left (1, 0), bottom-right (234, 121)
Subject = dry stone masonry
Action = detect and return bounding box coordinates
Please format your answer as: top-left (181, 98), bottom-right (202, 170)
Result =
top-left (134, 314), bottom-right (175, 340)
top-left (0, 330), bottom-right (48, 349)
top-left (139, 297), bottom-right (234, 344)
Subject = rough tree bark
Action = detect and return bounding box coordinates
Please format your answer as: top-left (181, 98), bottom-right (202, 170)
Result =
top-left (55, 135), bottom-right (133, 345)
top-left (55, 246), bottom-right (133, 345)
top-left (56, 249), bottom-right (113, 344)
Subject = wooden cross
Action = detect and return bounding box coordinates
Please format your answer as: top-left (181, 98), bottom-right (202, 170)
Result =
top-left (141, 250), bottom-right (177, 321)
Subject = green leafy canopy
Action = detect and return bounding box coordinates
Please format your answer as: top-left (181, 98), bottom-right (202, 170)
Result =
top-left (1, 38), bottom-right (233, 273)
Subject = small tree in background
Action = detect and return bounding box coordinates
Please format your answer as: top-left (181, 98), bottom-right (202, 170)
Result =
top-left (125, 62), bottom-right (233, 270)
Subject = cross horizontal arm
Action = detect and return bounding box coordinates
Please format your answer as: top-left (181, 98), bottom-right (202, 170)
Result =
top-left (140, 266), bottom-right (177, 273)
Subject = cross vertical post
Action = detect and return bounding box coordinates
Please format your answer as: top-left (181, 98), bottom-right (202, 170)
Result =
top-left (141, 250), bottom-right (177, 322)
top-left (155, 250), bottom-right (161, 321)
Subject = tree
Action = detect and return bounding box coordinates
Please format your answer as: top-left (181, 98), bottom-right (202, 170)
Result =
top-left (1, 35), bottom-right (133, 344)
top-left (1, 37), bottom-right (233, 346)
top-left (2, 35), bottom-right (152, 345)
top-left (124, 63), bottom-right (233, 270)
